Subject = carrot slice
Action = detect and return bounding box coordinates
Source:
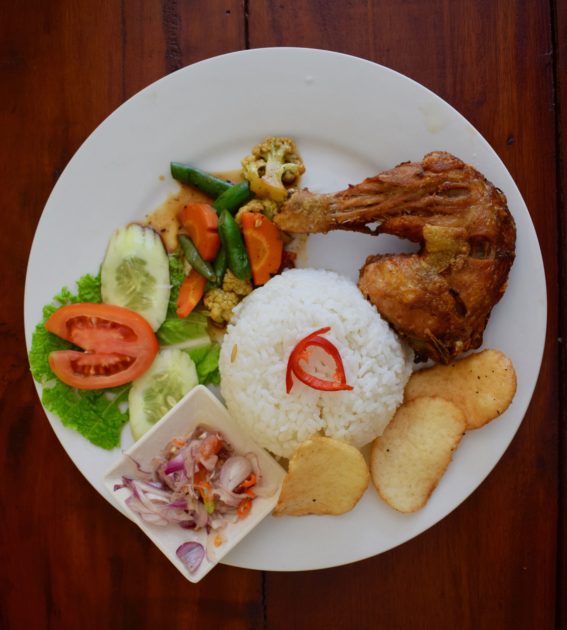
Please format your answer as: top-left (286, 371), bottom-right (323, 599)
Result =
top-left (241, 212), bottom-right (283, 285)
top-left (175, 270), bottom-right (207, 318)
top-left (178, 203), bottom-right (221, 261)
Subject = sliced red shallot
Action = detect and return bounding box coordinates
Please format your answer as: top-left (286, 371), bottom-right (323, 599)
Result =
top-left (126, 455), bottom-right (154, 481)
top-left (125, 496), bottom-right (169, 526)
top-left (164, 453), bottom-right (185, 474)
top-left (213, 484), bottom-right (245, 508)
top-left (192, 501), bottom-right (209, 529)
top-left (219, 455), bottom-right (253, 491)
top-left (245, 452), bottom-right (274, 497)
top-left (168, 499), bottom-right (187, 509)
top-left (176, 541), bottom-right (205, 574)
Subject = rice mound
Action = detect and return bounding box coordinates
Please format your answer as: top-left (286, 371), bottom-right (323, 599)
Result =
top-left (219, 268), bottom-right (414, 459)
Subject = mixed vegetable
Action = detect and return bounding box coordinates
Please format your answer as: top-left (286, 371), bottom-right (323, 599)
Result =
top-left (170, 136), bottom-right (303, 313)
top-left (241, 136), bottom-right (305, 202)
top-left (28, 136), bottom-right (304, 450)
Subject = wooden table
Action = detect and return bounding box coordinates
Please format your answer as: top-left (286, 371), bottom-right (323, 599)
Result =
top-left (2, 1), bottom-right (565, 627)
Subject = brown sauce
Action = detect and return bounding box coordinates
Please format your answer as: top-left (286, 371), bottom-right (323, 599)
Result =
top-left (145, 170), bottom-right (243, 252)
top-left (144, 185), bottom-right (213, 252)
top-left (211, 169), bottom-right (243, 183)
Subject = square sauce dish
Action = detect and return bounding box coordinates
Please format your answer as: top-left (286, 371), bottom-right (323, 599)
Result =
top-left (103, 385), bottom-right (286, 583)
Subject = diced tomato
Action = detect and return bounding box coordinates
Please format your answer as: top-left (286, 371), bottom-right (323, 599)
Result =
top-left (199, 433), bottom-right (223, 458)
top-left (46, 303), bottom-right (158, 390)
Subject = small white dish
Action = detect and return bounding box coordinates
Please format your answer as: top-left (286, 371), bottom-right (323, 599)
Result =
top-left (103, 385), bottom-right (286, 583)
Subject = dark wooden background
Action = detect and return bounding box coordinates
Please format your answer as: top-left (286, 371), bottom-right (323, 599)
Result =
top-left (2, 1), bottom-right (565, 628)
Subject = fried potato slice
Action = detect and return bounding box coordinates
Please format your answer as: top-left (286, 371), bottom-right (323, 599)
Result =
top-left (404, 349), bottom-right (516, 430)
top-left (370, 396), bottom-right (466, 513)
top-left (273, 436), bottom-right (369, 516)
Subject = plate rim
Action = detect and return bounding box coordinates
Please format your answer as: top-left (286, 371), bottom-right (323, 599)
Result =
top-left (24, 46), bottom-right (547, 572)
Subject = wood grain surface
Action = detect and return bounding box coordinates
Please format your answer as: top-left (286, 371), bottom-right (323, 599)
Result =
top-left (1, 1), bottom-right (563, 628)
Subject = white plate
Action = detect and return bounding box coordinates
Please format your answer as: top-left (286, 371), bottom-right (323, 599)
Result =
top-left (24, 48), bottom-right (546, 572)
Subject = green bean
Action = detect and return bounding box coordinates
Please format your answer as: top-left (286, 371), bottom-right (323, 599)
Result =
top-left (204, 246), bottom-right (228, 291)
top-left (218, 210), bottom-right (251, 281)
top-left (170, 163), bottom-right (231, 198)
top-left (213, 245), bottom-right (228, 286)
top-left (213, 181), bottom-right (251, 215)
top-left (178, 235), bottom-right (217, 283)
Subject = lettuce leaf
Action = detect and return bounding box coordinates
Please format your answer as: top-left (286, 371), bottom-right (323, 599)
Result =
top-left (29, 277), bottom-right (99, 384)
top-left (167, 251), bottom-right (187, 315)
top-left (28, 270), bottom-right (129, 449)
top-left (77, 273), bottom-right (102, 303)
top-left (156, 312), bottom-right (209, 346)
top-left (29, 319), bottom-right (72, 384)
top-left (156, 297), bottom-right (217, 384)
top-left (184, 343), bottom-right (221, 385)
top-left (42, 382), bottom-right (129, 450)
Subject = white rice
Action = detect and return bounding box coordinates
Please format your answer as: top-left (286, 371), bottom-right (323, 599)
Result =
top-left (219, 268), bottom-right (413, 458)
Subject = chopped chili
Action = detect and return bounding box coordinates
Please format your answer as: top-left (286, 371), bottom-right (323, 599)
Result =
top-left (237, 497), bottom-right (253, 519)
top-left (194, 467), bottom-right (216, 513)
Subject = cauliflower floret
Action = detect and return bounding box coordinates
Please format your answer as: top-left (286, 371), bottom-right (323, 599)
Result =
top-left (235, 198), bottom-right (280, 223)
top-left (204, 288), bottom-right (240, 324)
top-left (241, 137), bottom-right (305, 202)
top-left (222, 269), bottom-right (252, 297)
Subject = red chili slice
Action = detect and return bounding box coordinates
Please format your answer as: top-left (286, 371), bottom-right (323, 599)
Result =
top-left (286, 327), bottom-right (353, 393)
top-left (285, 327), bottom-right (330, 392)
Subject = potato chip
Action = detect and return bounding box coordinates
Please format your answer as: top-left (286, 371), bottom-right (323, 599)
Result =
top-left (273, 436), bottom-right (369, 516)
top-left (404, 349), bottom-right (516, 429)
top-left (370, 396), bottom-right (466, 513)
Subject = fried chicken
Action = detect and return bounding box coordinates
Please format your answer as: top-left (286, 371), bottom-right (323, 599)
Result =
top-left (275, 152), bottom-right (516, 363)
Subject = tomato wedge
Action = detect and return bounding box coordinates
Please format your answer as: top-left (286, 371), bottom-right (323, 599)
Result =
top-left (45, 303), bottom-right (159, 390)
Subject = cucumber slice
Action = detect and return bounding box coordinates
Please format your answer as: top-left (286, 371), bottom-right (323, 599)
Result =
top-left (101, 224), bottom-right (170, 330)
top-left (129, 348), bottom-right (198, 440)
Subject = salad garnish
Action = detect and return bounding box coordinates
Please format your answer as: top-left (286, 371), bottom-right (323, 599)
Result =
top-left (29, 257), bottom-right (219, 449)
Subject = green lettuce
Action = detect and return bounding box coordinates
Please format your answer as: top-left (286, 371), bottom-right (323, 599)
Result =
top-left (185, 343), bottom-right (221, 385)
top-left (166, 251), bottom-right (187, 315)
top-left (42, 382), bottom-right (130, 450)
top-left (76, 273), bottom-right (102, 303)
top-left (29, 274), bottom-right (101, 384)
top-left (28, 271), bottom-right (129, 449)
top-left (156, 311), bottom-right (209, 346)
top-left (157, 310), bottom-right (220, 386)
